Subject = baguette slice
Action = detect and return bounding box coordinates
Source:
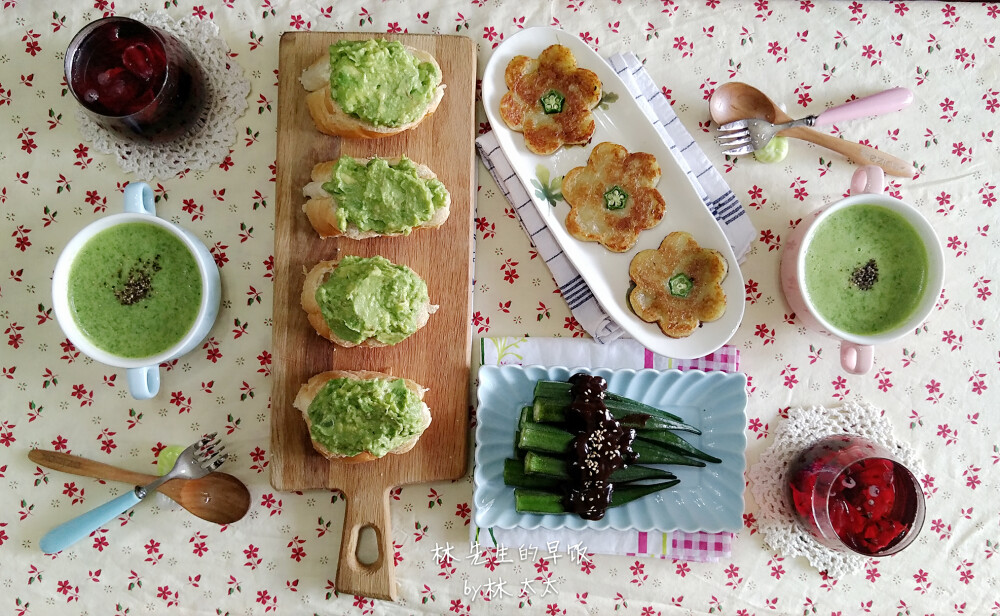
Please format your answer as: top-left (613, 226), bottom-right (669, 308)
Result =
top-left (302, 157), bottom-right (451, 239)
top-left (300, 44), bottom-right (445, 139)
top-left (301, 256), bottom-right (438, 348)
top-left (293, 370), bottom-right (431, 463)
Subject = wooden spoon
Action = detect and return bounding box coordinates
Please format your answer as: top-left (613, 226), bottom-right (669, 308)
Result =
top-left (29, 449), bottom-right (251, 525)
top-left (709, 82), bottom-right (916, 178)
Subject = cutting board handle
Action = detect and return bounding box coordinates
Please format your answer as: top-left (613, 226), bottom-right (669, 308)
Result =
top-left (336, 484), bottom-right (397, 601)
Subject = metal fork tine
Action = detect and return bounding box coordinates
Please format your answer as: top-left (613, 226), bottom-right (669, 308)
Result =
top-left (199, 449), bottom-right (223, 466)
top-left (205, 456), bottom-right (227, 472)
top-left (198, 448), bottom-right (221, 462)
top-left (716, 129), bottom-right (750, 140)
top-left (197, 433), bottom-right (217, 448)
top-left (717, 135), bottom-right (751, 147)
top-left (723, 144), bottom-right (755, 156)
top-left (717, 119), bottom-right (749, 131)
top-left (201, 456), bottom-right (226, 473)
top-left (199, 437), bottom-right (222, 452)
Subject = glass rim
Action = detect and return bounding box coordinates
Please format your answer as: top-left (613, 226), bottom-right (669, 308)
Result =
top-left (824, 459), bottom-right (925, 557)
top-left (788, 435), bottom-right (927, 557)
top-left (64, 16), bottom-right (173, 119)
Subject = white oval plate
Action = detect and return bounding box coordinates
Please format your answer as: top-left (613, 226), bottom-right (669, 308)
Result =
top-left (482, 27), bottom-right (744, 359)
top-left (473, 365), bottom-right (748, 532)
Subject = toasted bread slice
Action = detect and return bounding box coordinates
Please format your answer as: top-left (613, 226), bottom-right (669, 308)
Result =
top-left (300, 44), bottom-right (445, 139)
top-left (302, 157), bottom-right (451, 239)
top-left (301, 256), bottom-right (437, 348)
top-left (293, 370), bottom-right (431, 463)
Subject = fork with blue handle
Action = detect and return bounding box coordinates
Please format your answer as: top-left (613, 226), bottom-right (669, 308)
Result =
top-left (39, 433), bottom-right (227, 554)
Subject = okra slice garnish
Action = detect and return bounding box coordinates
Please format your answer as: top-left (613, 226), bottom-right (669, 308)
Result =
top-left (540, 89), bottom-right (565, 114)
top-left (603, 185), bottom-right (628, 210)
top-left (667, 273), bottom-right (693, 298)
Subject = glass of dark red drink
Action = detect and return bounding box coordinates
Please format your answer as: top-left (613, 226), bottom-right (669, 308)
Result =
top-left (65, 17), bottom-right (207, 143)
top-left (786, 434), bottom-right (925, 556)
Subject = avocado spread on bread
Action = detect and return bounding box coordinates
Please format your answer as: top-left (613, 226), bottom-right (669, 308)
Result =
top-left (315, 255), bottom-right (430, 345)
top-left (328, 39), bottom-right (441, 127)
top-left (322, 156), bottom-right (448, 235)
top-left (307, 377), bottom-right (426, 458)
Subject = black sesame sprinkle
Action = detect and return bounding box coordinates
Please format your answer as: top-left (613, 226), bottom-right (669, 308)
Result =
top-left (111, 255), bottom-right (162, 306)
top-left (850, 259), bottom-right (879, 291)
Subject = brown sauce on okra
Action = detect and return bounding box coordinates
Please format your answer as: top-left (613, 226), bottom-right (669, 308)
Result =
top-left (564, 373), bottom-right (638, 520)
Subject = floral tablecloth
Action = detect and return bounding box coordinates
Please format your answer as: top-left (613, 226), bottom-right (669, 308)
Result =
top-left (2, 1), bottom-right (998, 614)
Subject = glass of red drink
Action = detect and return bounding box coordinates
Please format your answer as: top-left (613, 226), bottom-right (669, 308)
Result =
top-left (786, 434), bottom-right (925, 556)
top-left (65, 17), bottom-right (207, 143)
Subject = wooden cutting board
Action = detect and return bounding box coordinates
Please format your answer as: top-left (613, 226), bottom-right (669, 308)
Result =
top-left (271, 32), bottom-right (475, 601)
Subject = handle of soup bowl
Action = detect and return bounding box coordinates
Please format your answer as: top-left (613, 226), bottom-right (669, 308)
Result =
top-left (850, 165), bottom-right (885, 195)
top-left (127, 366), bottom-right (160, 400)
top-left (839, 166), bottom-right (883, 377)
top-left (123, 182), bottom-right (156, 216)
top-left (840, 341), bottom-right (874, 375)
top-left (122, 181), bottom-right (160, 400)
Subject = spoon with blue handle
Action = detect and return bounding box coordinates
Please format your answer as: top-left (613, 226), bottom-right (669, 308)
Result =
top-left (28, 448), bottom-right (249, 525)
top-left (39, 433), bottom-right (226, 554)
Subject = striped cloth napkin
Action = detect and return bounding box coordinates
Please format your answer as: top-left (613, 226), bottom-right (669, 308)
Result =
top-left (476, 52), bottom-right (755, 342)
top-left (473, 336), bottom-right (738, 562)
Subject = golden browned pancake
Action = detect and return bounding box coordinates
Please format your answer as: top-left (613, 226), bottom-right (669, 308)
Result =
top-left (562, 142), bottom-right (666, 252)
top-left (499, 44), bottom-right (602, 155)
top-left (627, 231), bottom-right (728, 338)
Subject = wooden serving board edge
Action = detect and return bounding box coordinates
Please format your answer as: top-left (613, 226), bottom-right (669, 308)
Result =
top-left (269, 32), bottom-right (476, 495)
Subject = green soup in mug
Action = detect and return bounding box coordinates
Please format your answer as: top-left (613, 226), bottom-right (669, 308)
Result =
top-left (804, 204), bottom-right (929, 336)
top-left (67, 222), bottom-right (202, 358)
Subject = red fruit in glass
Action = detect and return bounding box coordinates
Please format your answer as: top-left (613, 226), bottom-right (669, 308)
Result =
top-left (65, 17), bottom-right (207, 143)
top-left (786, 435), bottom-right (925, 556)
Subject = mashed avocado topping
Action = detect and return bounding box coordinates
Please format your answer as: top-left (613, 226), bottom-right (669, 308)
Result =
top-left (307, 377), bottom-right (426, 458)
top-left (315, 255), bottom-right (430, 345)
top-left (322, 156), bottom-right (448, 235)
top-left (328, 38), bottom-right (441, 127)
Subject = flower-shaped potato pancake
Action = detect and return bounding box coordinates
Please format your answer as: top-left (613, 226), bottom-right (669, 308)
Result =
top-left (628, 231), bottom-right (728, 338)
top-left (563, 142), bottom-right (666, 252)
top-left (499, 44), bottom-right (602, 155)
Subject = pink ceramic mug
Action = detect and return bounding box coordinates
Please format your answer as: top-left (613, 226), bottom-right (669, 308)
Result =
top-left (780, 166), bottom-right (945, 374)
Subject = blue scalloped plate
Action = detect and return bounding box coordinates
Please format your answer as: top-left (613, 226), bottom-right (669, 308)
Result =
top-left (474, 365), bottom-right (748, 532)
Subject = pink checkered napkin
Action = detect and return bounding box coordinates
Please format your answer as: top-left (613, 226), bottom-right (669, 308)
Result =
top-left (668, 531), bottom-right (732, 561)
top-left (477, 337), bottom-right (739, 563)
top-left (624, 529), bottom-right (732, 561)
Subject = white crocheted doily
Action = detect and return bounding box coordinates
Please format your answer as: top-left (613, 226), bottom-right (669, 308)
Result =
top-left (747, 401), bottom-right (923, 579)
top-left (75, 11), bottom-right (250, 180)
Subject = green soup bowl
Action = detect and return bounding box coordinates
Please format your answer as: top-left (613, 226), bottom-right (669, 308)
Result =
top-left (780, 166), bottom-right (945, 375)
top-left (51, 182), bottom-right (221, 399)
